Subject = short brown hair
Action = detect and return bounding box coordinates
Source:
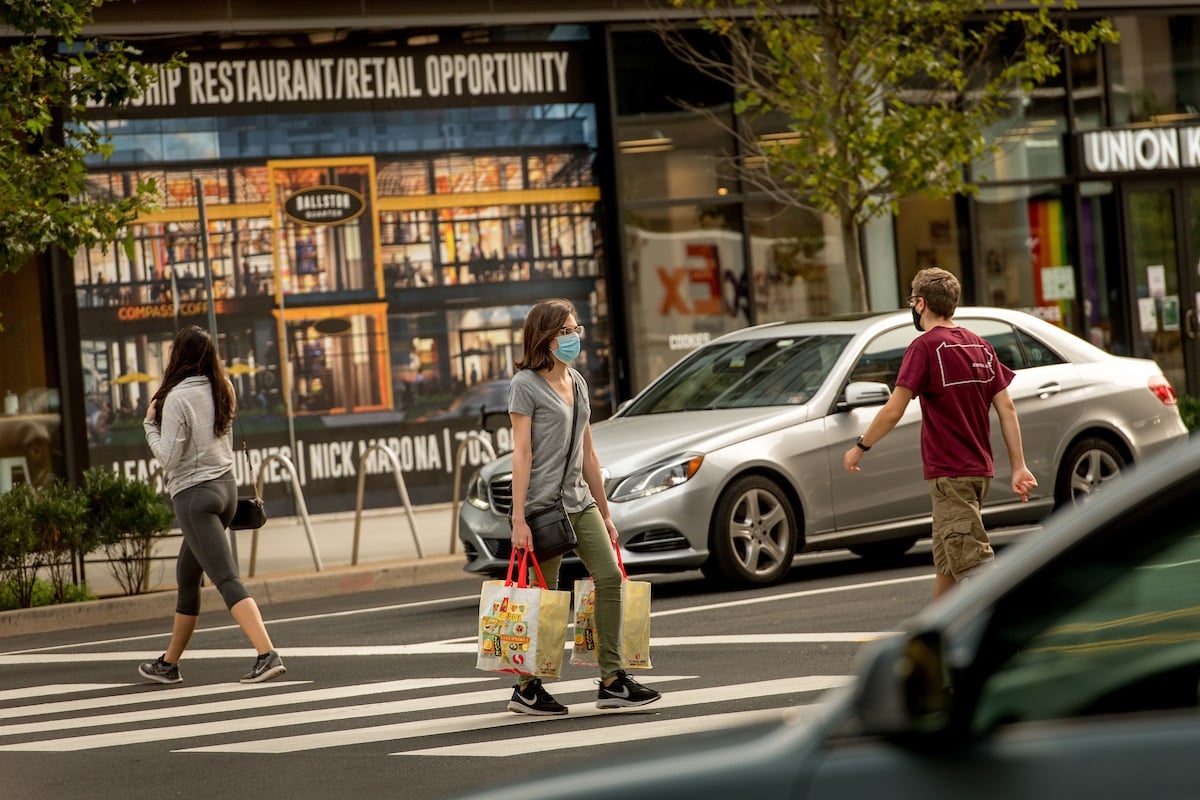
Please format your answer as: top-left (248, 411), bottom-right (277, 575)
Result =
top-left (515, 298), bottom-right (575, 372)
top-left (912, 267), bottom-right (960, 318)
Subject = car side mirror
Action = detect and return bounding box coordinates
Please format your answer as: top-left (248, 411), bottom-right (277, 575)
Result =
top-left (479, 408), bottom-right (509, 434)
top-left (854, 630), bottom-right (951, 738)
top-left (843, 381), bottom-right (891, 408)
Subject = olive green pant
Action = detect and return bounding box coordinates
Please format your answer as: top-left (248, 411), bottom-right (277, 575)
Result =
top-left (519, 503), bottom-right (622, 684)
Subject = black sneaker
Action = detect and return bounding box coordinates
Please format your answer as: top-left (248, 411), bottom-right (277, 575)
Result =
top-left (506, 678), bottom-right (568, 716)
top-left (241, 650), bottom-right (286, 684)
top-left (138, 655), bottom-right (182, 685)
top-left (597, 670), bottom-right (661, 709)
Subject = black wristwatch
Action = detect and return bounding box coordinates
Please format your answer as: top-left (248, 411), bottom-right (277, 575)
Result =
top-left (855, 435), bottom-right (871, 452)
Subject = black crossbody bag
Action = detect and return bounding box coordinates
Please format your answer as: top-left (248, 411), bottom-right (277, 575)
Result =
top-left (520, 377), bottom-right (580, 560)
top-left (229, 418), bottom-right (267, 531)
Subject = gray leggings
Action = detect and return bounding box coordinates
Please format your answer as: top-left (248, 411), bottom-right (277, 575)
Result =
top-left (171, 471), bottom-right (251, 616)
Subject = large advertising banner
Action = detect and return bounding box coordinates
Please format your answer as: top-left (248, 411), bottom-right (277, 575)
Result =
top-left (86, 44), bottom-right (593, 118)
top-left (73, 38), bottom-right (611, 514)
top-left (76, 174), bottom-right (608, 510)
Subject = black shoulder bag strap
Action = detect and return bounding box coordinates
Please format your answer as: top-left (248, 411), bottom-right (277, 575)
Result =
top-left (557, 373), bottom-right (580, 501)
top-left (234, 414), bottom-right (260, 504)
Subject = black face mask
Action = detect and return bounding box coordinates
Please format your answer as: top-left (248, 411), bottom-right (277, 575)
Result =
top-left (912, 305), bottom-right (924, 332)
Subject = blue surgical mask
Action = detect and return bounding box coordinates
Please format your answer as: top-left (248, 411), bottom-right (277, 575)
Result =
top-left (553, 333), bottom-right (581, 363)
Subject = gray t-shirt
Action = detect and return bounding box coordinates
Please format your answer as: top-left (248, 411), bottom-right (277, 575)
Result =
top-left (508, 367), bottom-right (594, 514)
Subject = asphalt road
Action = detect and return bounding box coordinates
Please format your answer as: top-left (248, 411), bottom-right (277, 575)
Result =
top-left (0, 545), bottom-right (962, 799)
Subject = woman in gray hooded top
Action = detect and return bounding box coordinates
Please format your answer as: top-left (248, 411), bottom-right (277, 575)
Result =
top-left (138, 325), bottom-right (286, 685)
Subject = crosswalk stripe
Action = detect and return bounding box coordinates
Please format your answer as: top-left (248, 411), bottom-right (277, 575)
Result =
top-left (0, 677), bottom-right (492, 738)
top-left (0, 676), bottom-right (697, 752)
top-left (403, 706), bottom-right (807, 757)
top-left (180, 676), bottom-right (848, 755)
top-left (0, 684), bottom-right (128, 702)
top-left (0, 634), bottom-right (893, 665)
top-left (0, 681), bottom-right (308, 721)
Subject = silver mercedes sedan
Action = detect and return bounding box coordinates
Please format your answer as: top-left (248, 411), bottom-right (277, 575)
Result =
top-left (458, 307), bottom-right (1187, 585)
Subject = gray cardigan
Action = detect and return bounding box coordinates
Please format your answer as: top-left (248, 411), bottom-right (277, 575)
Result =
top-left (143, 375), bottom-right (235, 497)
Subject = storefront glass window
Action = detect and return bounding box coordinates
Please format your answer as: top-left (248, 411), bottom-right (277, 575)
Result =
top-left (972, 79), bottom-right (1068, 181)
top-left (623, 203), bottom-right (749, 391)
top-left (0, 268), bottom-right (62, 489)
top-left (894, 196), bottom-right (962, 297)
top-left (745, 201), bottom-right (844, 322)
top-left (611, 30), bottom-right (736, 203)
top-left (973, 184), bottom-right (1077, 331)
top-left (1079, 182), bottom-right (1122, 352)
top-left (1069, 28), bottom-right (1108, 130)
top-left (1109, 14), bottom-right (1200, 126)
top-left (92, 106), bottom-right (597, 166)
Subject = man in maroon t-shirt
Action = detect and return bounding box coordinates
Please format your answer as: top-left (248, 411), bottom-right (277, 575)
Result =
top-left (843, 268), bottom-right (1037, 599)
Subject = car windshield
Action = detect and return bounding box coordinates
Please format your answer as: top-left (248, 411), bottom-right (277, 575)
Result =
top-left (624, 335), bottom-right (852, 414)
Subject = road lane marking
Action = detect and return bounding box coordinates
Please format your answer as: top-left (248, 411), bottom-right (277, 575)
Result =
top-left (0, 677), bottom-right (697, 752)
top-left (0, 684), bottom-right (128, 702)
top-left (0, 677), bottom-right (492, 738)
top-left (0, 594), bottom-right (481, 655)
top-left (0, 633), bottom-right (896, 666)
top-left (648, 574), bottom-right (932, 618)
top-left (403, 707), bottom-right (810, 757)
top-left (180, 676), bottom-right (847, 754)
top-left (0, 681), bottom-right (308, 720)
top-left (2, 572), bottom-right (931, 656)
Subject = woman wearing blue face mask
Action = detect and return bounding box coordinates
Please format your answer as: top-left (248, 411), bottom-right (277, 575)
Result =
top-left (504, 298), bottom-right (662, 716)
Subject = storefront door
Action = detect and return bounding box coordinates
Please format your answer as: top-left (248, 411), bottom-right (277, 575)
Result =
top-left (1124, 182), bottom-right (1200, 398)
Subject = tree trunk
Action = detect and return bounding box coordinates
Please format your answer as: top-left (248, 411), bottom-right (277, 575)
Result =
top-left (839, 210), bottom-right (868, 312)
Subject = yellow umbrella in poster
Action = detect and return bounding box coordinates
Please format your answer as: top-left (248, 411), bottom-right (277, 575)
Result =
top-left (113, 372), bottom-right (158, 385)
top-left (227, 363), bottom-right (265, 376)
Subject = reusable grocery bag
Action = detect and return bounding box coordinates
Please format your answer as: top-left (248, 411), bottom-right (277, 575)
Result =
top-left (477, 548), bottom-right (570, 678)
top-left (571, 546), bottom-right (652, 669)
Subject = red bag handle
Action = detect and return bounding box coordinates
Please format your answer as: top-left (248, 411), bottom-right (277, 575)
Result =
top-left (506, 547), bottom-right (550, 590)
top-left (503, 548), bottom-right (524, 586)
top-left (585, 540), bottom-right (629, 582)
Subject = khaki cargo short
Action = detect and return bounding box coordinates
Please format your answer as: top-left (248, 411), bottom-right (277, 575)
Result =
top-left (929, 476), bottom-right (994, 581)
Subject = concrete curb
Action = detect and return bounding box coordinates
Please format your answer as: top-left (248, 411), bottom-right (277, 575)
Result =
top-left (0, 555), bottom-right (472, 639)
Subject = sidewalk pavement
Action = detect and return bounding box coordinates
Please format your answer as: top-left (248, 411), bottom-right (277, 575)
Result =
top-left (0, 503), bottom-right (478, 639)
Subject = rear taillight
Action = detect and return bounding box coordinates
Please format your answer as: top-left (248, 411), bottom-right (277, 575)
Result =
top-left (1149, 375), bottom-right (1178, 405)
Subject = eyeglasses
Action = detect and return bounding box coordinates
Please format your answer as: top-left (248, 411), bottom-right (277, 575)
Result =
top-left (906, 295), bottom-right (922, 308)
top-left (559, 325), bottom-right (585, 338)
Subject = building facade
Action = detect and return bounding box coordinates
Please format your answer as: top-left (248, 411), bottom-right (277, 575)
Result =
top-left (1, 2), bottom-right (1197, 513)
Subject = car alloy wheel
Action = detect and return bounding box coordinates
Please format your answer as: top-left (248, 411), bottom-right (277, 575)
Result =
top-left (1056, 436), bottom-right (1126, 508)
top-left (708, 475), bottom-right (798, 586)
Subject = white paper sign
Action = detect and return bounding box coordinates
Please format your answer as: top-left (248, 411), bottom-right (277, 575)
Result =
top-left (1138, 296), bottom-right (1159, 332)
top-left (1040, 265), bottom-right (1076, 300)
top-left (1147, 265), bottom-right (1166, 298)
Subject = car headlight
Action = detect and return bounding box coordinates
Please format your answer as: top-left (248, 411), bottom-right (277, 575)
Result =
top-left (608, 453), bottom-right (704, 503)
top-left (466, 469), bottom-right (491, 509)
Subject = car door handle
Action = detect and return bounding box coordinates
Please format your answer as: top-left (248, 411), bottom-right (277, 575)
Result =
top-left (1037, 383), bottom-right (1061, 399)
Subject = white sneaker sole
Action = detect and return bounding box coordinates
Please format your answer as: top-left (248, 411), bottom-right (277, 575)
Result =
top-left (506, 700), bottom-right (568, 716)
top-left (596, 694), bottom-right (661, 709)
top-left (138, 666), bottom-right (182, 685)
top-left (241, 664), bottom-right (287, 684)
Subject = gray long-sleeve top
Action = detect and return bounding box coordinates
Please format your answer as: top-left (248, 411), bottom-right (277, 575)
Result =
top-left (143, 375), bottom-right (234, 497)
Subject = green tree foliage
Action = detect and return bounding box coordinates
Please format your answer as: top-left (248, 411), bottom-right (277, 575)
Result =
top-left (0, 0), bottom-right (183, 273)
top-left (82, 466), bottom-right (175, 595)
top-left (663, 0), bottom-right (1117, 310)
top-left (26, 479), bottom-right (92, 602)
top-left (1177, 395), bottom-right (1200, 432)
top-left (0, 486), bottom-right (42, 607)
